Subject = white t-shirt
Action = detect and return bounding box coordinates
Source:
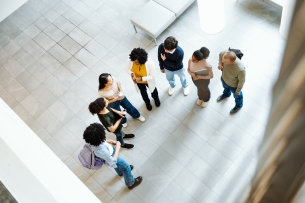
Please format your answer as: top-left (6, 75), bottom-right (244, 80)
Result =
top-left (104, 142), bottom-right (114, 156)
top-left (98, 77), bottom-right (119, 100)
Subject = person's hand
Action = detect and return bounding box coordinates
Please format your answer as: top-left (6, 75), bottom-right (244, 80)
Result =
top-left (193, 75), bottom-right (199, 80)
top-left (218, 65), bottom-right (223, 70)
top-left (135, 77), bottom-right (142, 83)
top-left (235, 91), bottom-right (240, 95)
top-left (116, 141), bottom-right (121, 148)
top-left (119, 109), bottom-right (127, 117)
top-left (160, 69), bottom-right (165, 73)
top-left (115, 96), bottom-right (124, 101)
top-left (190, 72), bottom-right (195, 77)
top-left (110, 140), bottom-right (117, 145)
top-left (160, 53), bottom-right (166, 61)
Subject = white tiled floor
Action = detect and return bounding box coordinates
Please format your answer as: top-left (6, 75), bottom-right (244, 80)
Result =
top-left (0, 0), bottom-right (284, 202)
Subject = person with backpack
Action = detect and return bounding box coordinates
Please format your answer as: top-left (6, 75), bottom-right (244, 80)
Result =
top-left (217, 51), bottom-right (246, 114)
top-left (187, 47), bottom-right (213, 108)
top-left (82, 123), bottom-right (142, 189)
top-left (89, 97), bottom-right (135, 149)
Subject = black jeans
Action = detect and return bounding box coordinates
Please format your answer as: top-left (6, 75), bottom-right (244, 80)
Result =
top-left (137, 83), bottom-right (159, 104)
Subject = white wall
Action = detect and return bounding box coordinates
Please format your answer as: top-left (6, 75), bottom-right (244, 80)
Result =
top-left (0, 0), bottom-right (28, 22)
top-left (0, 99), bottom-right (101, 203)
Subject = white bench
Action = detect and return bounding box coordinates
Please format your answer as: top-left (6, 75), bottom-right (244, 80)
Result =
top-left (130, 0), bottom-right (195, 45)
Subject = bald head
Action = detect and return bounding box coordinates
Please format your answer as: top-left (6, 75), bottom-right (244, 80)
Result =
top-left (222, 51), bottom-right (237, 64)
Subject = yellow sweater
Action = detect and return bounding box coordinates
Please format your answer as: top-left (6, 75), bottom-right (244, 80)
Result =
top-left (131, 63), bottom-right (147, 84)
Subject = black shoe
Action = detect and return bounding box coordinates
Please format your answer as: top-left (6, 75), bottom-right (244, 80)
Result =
top-left (123, 134), bottom-right (135, 139)
top-left (119, 165), bottom-right (133, 176)
top-left (230, 106), bottom-right (242, 114)
top-left (121, 143), bottom-right (134, 149)
top-left (146, 102), bottom-right (152, 111)
top-left (217, 94), bottom-right (229, 102)
top-left (128, 176), bottom-right (143, 189)
top-left (154, 99), bottom-right (161, 107)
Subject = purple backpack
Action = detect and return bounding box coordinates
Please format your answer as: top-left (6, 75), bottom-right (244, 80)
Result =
top-left (78, 144), bottom-right (104, 170)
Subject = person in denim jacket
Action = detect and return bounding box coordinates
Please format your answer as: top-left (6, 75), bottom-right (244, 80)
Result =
top-left (83, 123), bottom-right (142, 189)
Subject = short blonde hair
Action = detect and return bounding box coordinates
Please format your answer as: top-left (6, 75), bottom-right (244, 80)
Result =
top-left (224, 51), bottom-right (236, 62)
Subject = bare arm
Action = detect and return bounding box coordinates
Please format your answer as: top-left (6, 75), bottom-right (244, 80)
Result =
top-left (107, 117), bottom-right (123, 133)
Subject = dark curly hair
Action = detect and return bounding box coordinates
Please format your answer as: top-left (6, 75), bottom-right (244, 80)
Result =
top-left (98, 73), bottom-right (111, 90)
top-left (129, 48), bottom-right (148, 65)
top-left (164, 36), bottom-right (178, 50)
top-left (88, 98), bottom-right (106, 115)
top-left (83, 123), bottom-right (106, 146)
top-left (193, 47), bottom-right (210, 61)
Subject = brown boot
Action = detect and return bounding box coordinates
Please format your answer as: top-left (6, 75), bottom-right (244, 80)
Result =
top-left (128, 176), bottom-right (142, 189)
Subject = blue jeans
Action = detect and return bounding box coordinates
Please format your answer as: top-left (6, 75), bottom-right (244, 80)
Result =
top-left (108, 97), bottom-right (140, 124)
top-left (112, 149), bottom-right (135, 187)
top-left (165, 68), bottom-right (188, 88)
top-left (221, 77), bottom-right (243, 107)
top-left (113, 128), bottom-right (124, 145)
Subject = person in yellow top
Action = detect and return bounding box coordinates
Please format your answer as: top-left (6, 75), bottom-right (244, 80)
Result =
top-left (127, 48), bottom-right (160, 111)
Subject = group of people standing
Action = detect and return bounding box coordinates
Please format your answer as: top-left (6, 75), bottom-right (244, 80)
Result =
top-left (82, 36), bottom-right (246, 189)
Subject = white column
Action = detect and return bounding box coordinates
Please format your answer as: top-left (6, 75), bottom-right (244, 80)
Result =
top-left (280, 0), bottom-right (297, 39)
top-left (197, 0), bottom-right (225, 34)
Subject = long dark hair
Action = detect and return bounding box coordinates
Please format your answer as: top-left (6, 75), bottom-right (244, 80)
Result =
top-left (98, 73), bottom-right (111, 90)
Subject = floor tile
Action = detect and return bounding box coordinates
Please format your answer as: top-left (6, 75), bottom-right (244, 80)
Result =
top-left (34, 16), bottom-right (51, 30)
top-left (63, 8), bottom-right (85, 26)
top-left (59, 89), bottom-right (86, 114)
top-left (87, 11), bottom-right (110, 29)
top-left (29, 120), bottom-right (52, 143)
top-left (43, 9), bottom-right (60, 23)
top-left (27, 61), bottom-right (52, 83)
top-left (85, 39), bottom-right (108, 59)
top-left (85, 177), bottom-right (113, 203)
top-left (75, 48), bottom-right (99, 68)
top-left (70, 79), bottom-right (97, 103)
top-left (78, 19), bottom-right (101, 38)
top-left (207, 131), bottom-right (243, 161)
top-left (44, 24), bottom-right (65, 42)
top-left (94, 31), bottom-right (119, 50)
top-left (53, 65), bottom-right (78, 88)
top-left (3, 40), bottom-right (21, 55)
top-left (58, 35), bottom-right (82, 55)
top-left (32, 84), bottom-right (57, 107)
top-left (197, 143), bottom-right (232, 174)
top-left (65, 115), bottom-right (87, 141)
top-left (33, 32), bottom-right (56, 50)
top-left (52, 1), bottom-right (70, 15)
top-left (38, 52), bottom-right (61, 73)
top-left (0, 49), bottom-right (11, 65)
top-left (23, 40), bottom-right (46, 60)
top-left (80, 70), bottom-right (99, 90)
top-left (13, 104), bottom-right (35, 125)
top-left (69, 27), bottom-right (92, 46)
top-left (64, 56), bottom-right (89, 77)
top-left (73, 1), bottom-right (94, 18)
top-left (0, 66), bottom-right (14, 86)
top-left (46, 137), bottom-right (70, 161)
top-left (48, 44), bottom-right (72, 63)
top-left (20, 94), bottom-right (46, 118)
top-left (5, 79), bottom-right (29, 102)
top-left (162, 181), bottom-right (197, 203)
top-left (53, 16), bottom-right (76, 34)
top-left (16, 71), bottom-right (40, 92)
top-left (43, 75), bottom-right (68, 97)
top-left (24, 24), bottom-right (41, 39)
top-left (12, 48), bottom-right (35, 68)
top-left (54, 126), bottom-right (81, 154)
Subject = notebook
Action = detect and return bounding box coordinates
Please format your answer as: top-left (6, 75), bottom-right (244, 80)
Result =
top-left (194, 68), bottom-right (208, 76)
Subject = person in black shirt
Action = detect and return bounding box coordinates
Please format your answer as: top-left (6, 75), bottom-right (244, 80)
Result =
top-left (158, 36), bottom-right (189, 96)
top-left (89, 98), bottom-right (135, 149)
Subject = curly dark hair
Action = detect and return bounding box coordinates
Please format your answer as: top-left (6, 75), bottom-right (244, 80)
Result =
top-left (83, 123), bottom-right (106, 146)
top-left (98, 73), bottom-right (111, 90)
top-left (164, 36), bottom-right (178, 50)
top-left (193, 47), bottom-right (210, 61)
top-left (88, 98), bottom-right (106, 115)
top-left (129, 48), bottom-right (148, 65)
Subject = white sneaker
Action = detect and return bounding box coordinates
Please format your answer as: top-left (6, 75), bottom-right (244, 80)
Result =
top-left (196, 99), bottom-right (203, 106)
top-left (168, 87), bottom-right (175, 96)
top-left (122, 123), bottom-right (128, 128)
top-left (201, 101), bottom-right (208, 108)
top-left (183, 87), bottom-right (189, 96)
top-left (137, 115), bottom-right (145, 122)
